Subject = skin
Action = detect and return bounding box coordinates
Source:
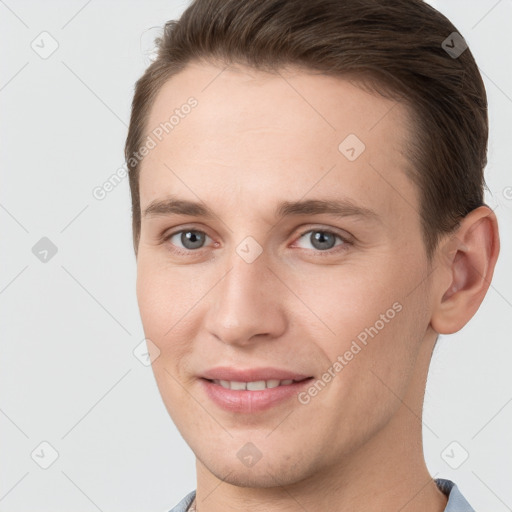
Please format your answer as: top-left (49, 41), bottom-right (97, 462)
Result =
top-left (135, 62), bottom-right (499, 511)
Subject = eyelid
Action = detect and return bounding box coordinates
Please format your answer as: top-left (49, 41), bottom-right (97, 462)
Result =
top-left (292, 221), bottom-right (355, 243)
top-left (296, 226), bottom-right (353, 242)
top-left (161, 224), bottom-right (212, 242)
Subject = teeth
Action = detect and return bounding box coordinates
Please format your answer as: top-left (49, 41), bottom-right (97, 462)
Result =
top-left (246, 380), bottom-right (266, 390)
top-left (212, 378), bottom-right (301, 390)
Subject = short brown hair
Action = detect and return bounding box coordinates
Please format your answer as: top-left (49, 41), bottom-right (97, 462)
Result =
top-left (125, 0), bottom-right (488, 258)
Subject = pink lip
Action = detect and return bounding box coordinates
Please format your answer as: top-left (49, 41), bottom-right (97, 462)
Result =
top-left (198, 367), bottom-right (314, 414)
top-left (200, 366), bottom-right (311, 382)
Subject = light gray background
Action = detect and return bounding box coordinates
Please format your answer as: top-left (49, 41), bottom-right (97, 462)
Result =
top-left (1, 1), bottom-right (511, 511)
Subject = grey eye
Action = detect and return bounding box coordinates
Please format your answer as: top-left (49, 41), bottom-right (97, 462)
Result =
top-left (170, 230), bottom-right (209, 250)
top-left (297, 230), bottom-right (343, 251)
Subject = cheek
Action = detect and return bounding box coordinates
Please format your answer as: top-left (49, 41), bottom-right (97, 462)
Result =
top-left (136, 251), bottom-right (196, 332)
top-left (294, 264), bottom-right (428, 429)
top-left (291, 262), bottom-right (404, 343)
top-left (292, 259), bottom-right (428, 387)
top-left (136, 257), bottom-right (201, 418)
top-left (135, 253), bottom-right (201, 377)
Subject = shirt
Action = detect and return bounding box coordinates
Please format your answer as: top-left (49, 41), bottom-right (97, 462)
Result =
top-left (167, 479), bottom-right (475, 512)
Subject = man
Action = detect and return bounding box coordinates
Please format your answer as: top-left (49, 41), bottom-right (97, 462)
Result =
top-left (125, 0), bottom-right (500, 510)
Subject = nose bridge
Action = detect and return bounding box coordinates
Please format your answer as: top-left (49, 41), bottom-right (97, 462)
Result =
top-left (205, 246), bottom-right (286, 345)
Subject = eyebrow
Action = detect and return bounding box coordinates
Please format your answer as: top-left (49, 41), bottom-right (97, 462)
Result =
top-left (142, 195), bottom-right (380, 222)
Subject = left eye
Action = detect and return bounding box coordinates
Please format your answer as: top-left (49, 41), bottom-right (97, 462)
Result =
top-left (168, 230), bottom-right (212, 250)
top-left (295, 229), bottom-right (346, 251)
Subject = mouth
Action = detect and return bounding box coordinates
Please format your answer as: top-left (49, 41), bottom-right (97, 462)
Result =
top-left (204, 376), bottom-right (313, 391)
top-left (199, 376), bottom-right (315, 413)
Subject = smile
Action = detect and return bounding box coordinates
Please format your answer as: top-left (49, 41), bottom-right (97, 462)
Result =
top-left (209, 377), bottom-right (309, 390)
top-left (201, 377), bottom-right (314, 413)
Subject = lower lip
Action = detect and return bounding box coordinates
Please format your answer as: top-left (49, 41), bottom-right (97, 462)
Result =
top-left (200, 378), bottom-right (313, 413)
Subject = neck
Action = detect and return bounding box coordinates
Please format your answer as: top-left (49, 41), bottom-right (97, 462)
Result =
top-left (193, 329), bottom-right (447, 512)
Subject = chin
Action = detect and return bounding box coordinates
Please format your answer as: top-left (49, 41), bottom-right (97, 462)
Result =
top-left (204, 459), bottom-right (300, 489)
top-left (194, 440), bottom-right (316, 489)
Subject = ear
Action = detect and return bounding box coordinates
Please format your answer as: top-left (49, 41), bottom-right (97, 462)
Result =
top-left (430, 206), bottom-right (500, 335)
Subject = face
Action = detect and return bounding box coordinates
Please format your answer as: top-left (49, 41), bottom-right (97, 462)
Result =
top-left (136, 62), bottom-right (436, 487)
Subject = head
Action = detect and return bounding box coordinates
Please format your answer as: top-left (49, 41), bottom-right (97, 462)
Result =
top-left (126, 0), bottom-right (499, 490)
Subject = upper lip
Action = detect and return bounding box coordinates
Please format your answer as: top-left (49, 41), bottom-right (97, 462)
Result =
top-left (201, 366), bottom-right (312, 382)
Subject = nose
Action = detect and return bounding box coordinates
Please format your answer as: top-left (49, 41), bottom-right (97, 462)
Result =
top-left (204, 250), bottom-right (287, 347)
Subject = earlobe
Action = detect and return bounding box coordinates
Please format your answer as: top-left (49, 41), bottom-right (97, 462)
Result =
top-left (430, 206), bottom-right (500, 335)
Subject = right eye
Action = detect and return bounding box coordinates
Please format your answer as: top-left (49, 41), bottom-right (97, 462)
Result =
top-left (166, 229), bottom-right (214, 253)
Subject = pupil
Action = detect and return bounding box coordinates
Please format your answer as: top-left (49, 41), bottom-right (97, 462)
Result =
top-left (182, 231), bottom-right (204, 249)
top-left (311, 231), bottom-right (335, 250)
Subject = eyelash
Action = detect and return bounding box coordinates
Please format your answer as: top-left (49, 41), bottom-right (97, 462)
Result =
top-left (162, 226), bottom-right (352, 257)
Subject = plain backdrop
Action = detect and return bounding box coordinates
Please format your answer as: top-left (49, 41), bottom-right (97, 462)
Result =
top-left (1, 1), bottom-right (511, 511)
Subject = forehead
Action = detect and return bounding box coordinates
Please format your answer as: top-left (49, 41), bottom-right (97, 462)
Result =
top-left (139, 62), bottom-right (418, 226)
